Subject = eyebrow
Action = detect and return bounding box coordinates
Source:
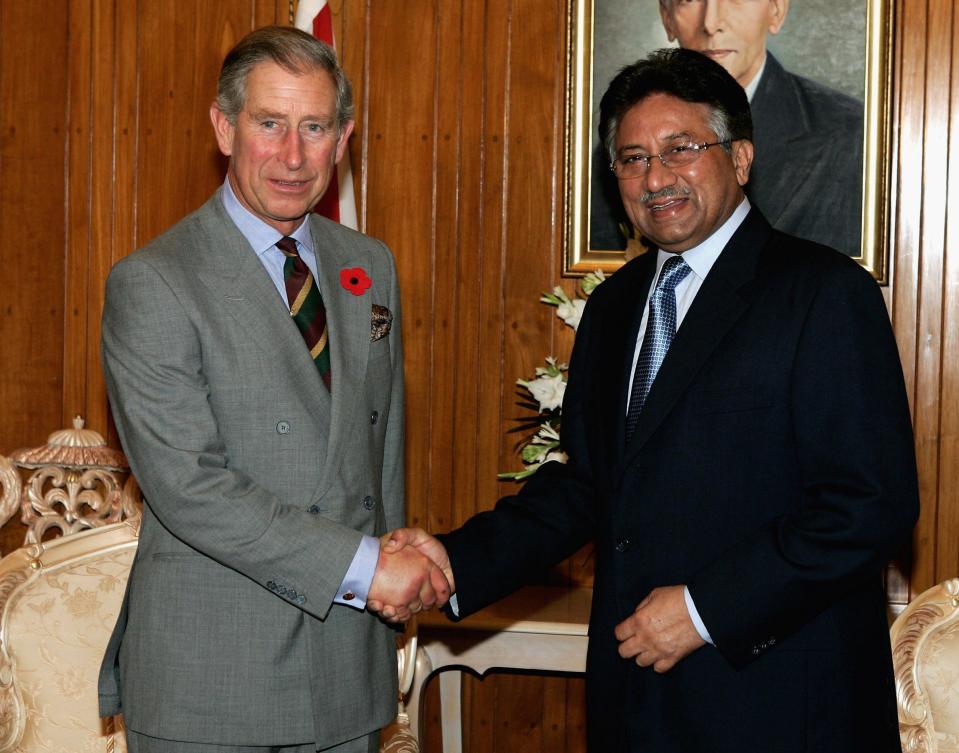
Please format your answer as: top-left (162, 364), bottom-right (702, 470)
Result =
top-left (248, 108), bottom-right (335, 125)
top-left (618, 130), bottom-right (695, 153)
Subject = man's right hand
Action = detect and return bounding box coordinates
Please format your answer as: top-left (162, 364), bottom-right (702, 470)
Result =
top-left (367, 528), bottom-right (455, 621)
top-left (367, 534), bottom-right (451, 623)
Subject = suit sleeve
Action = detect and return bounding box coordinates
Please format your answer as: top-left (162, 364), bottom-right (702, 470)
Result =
top-left (687, 262), bottom-right (918, 668)
top-left (102, 257), bottom-right (365, 620)
top-left (380, 245), bottom-right (406, 532)
top-left (438, 295), bottom-right (599, 618)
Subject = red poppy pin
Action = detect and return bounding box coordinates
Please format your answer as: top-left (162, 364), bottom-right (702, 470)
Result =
top-left (340, 267), bottom-right (372, 296)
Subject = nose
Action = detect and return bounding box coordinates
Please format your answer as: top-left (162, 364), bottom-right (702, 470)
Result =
top-left (703, 0), bottom-right (723, 35)
top-left (644, 155), bottom-right (678, 193)
top-left (278, 128), bottom-right (305, 170)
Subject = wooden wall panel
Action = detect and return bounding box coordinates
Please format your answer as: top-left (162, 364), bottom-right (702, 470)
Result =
top-left (0, 0), bottom-right (956, 750)
top-left (0, 1), bottom-right (69, 453)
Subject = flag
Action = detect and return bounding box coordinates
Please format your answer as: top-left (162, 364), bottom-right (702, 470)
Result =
top-left (295, 0), bottom-right (358, 230)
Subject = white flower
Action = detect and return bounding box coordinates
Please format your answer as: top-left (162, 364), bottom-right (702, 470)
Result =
top-left (556, 297), bottom-right (586, 331)
top-left (518, 371), bottom-right (566, 412)
top-left (581, 269), bottom-right (607, 295)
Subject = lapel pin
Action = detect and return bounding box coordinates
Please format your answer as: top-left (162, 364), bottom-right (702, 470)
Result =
top-left (340, 268), bottom-right (372, 296)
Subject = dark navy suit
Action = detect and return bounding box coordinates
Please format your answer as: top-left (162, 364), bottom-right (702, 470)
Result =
top-left (440, 209), bottom-right (916, 752)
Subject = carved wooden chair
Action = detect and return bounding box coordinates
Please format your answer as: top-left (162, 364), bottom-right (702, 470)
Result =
top-left (892, 578), bottom-right (959, 752)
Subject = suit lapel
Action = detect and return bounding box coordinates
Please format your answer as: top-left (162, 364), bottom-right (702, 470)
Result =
top-left (193, 193), bottom-right (333, 431)
top-left (748, 55), bottom-right (818, 225)
top-left (309, 214), bottom-right (372, 496)
top-left (619, 211), bottom-right (772, 471)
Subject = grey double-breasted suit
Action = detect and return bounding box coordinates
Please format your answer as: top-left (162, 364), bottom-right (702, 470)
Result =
top-left (98, 190), bottom-right (403, 749)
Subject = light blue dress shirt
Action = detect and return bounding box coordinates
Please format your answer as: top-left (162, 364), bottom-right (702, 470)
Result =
top-left (220, 178), bottom-right (379, 610)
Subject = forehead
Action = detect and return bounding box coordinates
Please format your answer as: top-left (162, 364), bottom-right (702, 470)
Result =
top-left (243, 60), bottom-right (337, 114)
top-left (616, 93), bottom-right (715, 148)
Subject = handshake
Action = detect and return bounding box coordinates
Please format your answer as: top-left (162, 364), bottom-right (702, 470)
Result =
top-left (366, 528), bottom-right (454, 623)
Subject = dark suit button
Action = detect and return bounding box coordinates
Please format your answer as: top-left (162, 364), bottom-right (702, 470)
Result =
top-left (370, 411), bottom-right (379, 425)
top-left (751, 646), bottom-right (761, 655)
top-left (768, 637), bottom-right (776, 646)
top-left (276, 420), bottom-right (291, 435)
top-left (343, 591), bottom-right (355, 601)
top-left (267, 580), bottom-right (276, 591)
top-left (308, 504), bottom-right (321, 514)
top-left (288, 589), bottom-right (298, 600)
top-left (363, 495), bottom-right (375, 510)
top-left (614, 538), bottom-right (630, 553)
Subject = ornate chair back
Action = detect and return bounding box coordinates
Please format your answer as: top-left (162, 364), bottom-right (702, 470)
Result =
top-left (892, 578), bottom-right (959, 753)
top-left (0, 521), bottom-right (136, 752)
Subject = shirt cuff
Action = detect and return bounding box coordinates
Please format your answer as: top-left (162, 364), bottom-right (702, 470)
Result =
top-left (683, 585), bottom-right (714, 645)
top-left (448, 593), bottom-right (460, 617)
top-left (335, 535), bottom-right (379, 610)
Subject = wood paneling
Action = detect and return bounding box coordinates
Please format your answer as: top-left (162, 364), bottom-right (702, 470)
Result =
top-left (0, 0), bottom-right (955, 750)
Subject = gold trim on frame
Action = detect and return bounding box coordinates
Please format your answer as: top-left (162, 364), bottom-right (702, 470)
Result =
top-left (563, 0), bottom-right (893, 283)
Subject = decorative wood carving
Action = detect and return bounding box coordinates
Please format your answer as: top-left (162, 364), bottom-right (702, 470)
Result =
top-left (891, 578), bottom-right (959, 752)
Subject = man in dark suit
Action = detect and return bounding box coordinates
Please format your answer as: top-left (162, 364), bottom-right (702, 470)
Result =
top-left (382, 48), bottom-right (917, 751)
top-left (98, 27), bottom-right (448, 753)
top-left (593, 0), bottom-right (863, 257)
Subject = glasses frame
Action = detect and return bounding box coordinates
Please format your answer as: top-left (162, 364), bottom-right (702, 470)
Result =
top-left (609, 140), bottom-right (731, 179)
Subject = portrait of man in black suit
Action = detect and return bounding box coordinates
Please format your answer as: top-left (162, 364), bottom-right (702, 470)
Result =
top-left (590, 0), bottom-right (865, 258)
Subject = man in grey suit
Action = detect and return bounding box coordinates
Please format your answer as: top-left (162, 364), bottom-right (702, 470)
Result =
top-left (98, 26), bottom-right (447, 753)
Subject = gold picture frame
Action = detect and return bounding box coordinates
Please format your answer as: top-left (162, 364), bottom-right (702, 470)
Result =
top-left (563, 0), bottom-right (893, 283)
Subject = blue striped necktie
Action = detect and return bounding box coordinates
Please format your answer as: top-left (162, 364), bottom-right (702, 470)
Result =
top-left (625, 255), bottom-right (692, 441)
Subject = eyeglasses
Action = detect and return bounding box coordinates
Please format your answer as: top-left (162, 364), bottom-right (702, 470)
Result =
top-left (609, 140), bottom-right (731, 179)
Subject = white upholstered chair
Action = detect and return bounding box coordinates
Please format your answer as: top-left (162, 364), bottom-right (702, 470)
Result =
top-left (892, 578), bottom-right (959, 752)
top-left (0, 521), bottom-right (135, 752)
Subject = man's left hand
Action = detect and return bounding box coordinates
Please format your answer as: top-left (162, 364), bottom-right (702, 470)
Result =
top-left (614, 585), bottom-right (705, 673)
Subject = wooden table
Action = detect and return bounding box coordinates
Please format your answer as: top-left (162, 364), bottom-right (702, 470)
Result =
top-left (405, 585), bottom-right (592, 753)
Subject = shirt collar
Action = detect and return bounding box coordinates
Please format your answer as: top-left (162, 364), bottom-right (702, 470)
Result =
top-left (743, 55), bottom-right (766, 103)
top-left (658, 196), bottom-right (751, 280)
top-left (221, 177), bottom-right (314, 258)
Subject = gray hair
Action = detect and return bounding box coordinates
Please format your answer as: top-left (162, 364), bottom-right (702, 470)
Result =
top-left (216, 26), bottom-right (353, 130)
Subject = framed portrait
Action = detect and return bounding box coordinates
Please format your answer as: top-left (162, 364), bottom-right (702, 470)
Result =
top-left (564, 0), bottom-right (893, 282)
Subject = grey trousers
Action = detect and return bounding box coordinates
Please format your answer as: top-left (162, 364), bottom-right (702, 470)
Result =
top-left (125, 730), bottom-right (379, 753)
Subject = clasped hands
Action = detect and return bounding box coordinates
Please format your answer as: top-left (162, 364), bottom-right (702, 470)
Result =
top-left (367, 528), bottom-right (454, 623)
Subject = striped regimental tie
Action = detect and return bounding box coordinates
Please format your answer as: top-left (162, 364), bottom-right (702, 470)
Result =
top-left (276, 236), bottom-right (332, 390)
top-left (624, 254), bottom-right (691, 441)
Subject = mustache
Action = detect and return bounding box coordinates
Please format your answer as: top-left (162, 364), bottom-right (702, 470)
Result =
top-left (640, 186), bottom-right (691, 204)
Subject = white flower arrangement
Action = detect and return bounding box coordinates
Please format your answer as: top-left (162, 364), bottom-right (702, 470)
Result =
top-left (499, 270), bottom-right (606, 480)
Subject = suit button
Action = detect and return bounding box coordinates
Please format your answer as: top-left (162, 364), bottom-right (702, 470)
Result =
top-left (363, 495), bottom-right (375, 510)
top-left (768, 637), bottom-right (776, 647)
top-left (276, 420), bottom-right (291, 434)
top-left (751, 646), bottom-right (761, 655)
top-left (614, 538), bottom-right (630, 553)
top-left (308, 504), bottom-right (321, 514)
top-left (370, 411), bottom-right (379, 425)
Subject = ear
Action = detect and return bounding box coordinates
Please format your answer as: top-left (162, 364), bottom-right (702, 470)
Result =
top-left (659, 1), bottom-right (678, 42)
top-left (731, 139), bottom-right (754, 186)
top-left (210, 103), bottom-right (235, 157)
top-left (767, 0), bottom-right (789, 35)
top-left (334, 119), bottom-right (355, 164)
